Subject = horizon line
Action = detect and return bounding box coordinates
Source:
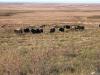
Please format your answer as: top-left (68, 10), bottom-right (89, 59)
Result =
top-left (0, 2), bottom-right (100, 4)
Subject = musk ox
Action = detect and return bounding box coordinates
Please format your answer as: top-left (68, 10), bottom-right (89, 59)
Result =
top-left (31, 29), bottom-right (36, 34)
top-left (50, 27), bottom-right (55, 33)
top-left (14, 28), bottom-right (23, 34)
top-left (23, 28), bottom-right (30, 33)
top-left (75, 25), bottom-right (85, 30)
top-left (64, 25), bottom-right (71, 29)
top-left (39, 28), bottom-right (43, 33)
top-left (31, 28), bottom-right (43, 34)
top-left (59, 27), bottom-right (64, 32)
top-left (99, 24), bottom-right (100, 27)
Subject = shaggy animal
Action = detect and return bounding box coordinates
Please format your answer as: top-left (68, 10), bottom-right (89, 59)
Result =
top-left (59, 27), bottom-right (64, 32)
top-left (36, 28), bottom-right (43, 33)
top-left (99, 24), bottom-right (100, 27)
top-left (75, 25), bottom-right (85, 30)
top-left (31, 29), bottom-right (36, 34)
top-left (64, 25), bottom-right (71, 29)
top-left (50, 28), bottom-right (55, 33)
top-left (14, 28), bottom-right (23, 34)
top-left (23, 28), bottom-right (30, 33)
top-left (31, 28), bottom-right (43, 34)
top-left (39, 28), bottom-right (43, 33)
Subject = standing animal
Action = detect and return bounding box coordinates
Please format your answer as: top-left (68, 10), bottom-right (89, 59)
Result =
top-left (39, 28), bottom-right (43, 33)
top-left (14, 28), bottom-right (23, 34)
top-left (31, 28), bottom-right (43, 34)
top-left (99, 24), bottom-right (100, 27)
top-left (50, 27), bottom-right (55, 33)
top-left (59, 27), bottom-right (64, 32)
top-left (23, 28), bottom-right (30, 33)
top-left (64, 25), bottom-right (71, 29)
top-left (31, 28), bottom-right (36, 34)
top-left (75, 25), bottom-right (85, 30)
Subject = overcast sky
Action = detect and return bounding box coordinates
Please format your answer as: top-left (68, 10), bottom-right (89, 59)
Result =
top-left (0, 0), bottom-right (100, 3)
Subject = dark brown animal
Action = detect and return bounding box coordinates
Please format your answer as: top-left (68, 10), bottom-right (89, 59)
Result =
top-left (14, 28), bottom-right (23, 34)
top-left (23, 28), bottom-right (30, 33)
top-left (39, 28), bottom-right (43, 33)
top-left (99, 24), bottom-right (100, 27)
top-left (50, 27), bottom-right (55, 33)
top-left (64, 25), bottom-right (71, 29)
top-left (31, 28), bottom-right (43, 34)
top-left (75, 25), bottom-right (85, 30)
top-left (59, 27), bottom-right (64, 32)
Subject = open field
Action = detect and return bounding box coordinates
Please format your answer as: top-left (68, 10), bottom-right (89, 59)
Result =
top-left (0, 3), bottom-right (100, 75)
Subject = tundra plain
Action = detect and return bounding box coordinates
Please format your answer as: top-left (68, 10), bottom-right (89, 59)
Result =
top-left (0, 3), bottom-right (100, 75)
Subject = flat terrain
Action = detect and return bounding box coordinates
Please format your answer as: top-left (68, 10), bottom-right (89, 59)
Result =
top-left (0, 3), bottom-right (100, 75)
top-left (0, 3), bottom-right (100, 26)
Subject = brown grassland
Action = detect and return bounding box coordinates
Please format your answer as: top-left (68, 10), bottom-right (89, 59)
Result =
top-left (0, 3), bottom-right (100, 75)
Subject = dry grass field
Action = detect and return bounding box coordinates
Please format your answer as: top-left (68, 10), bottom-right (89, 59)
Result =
top-left (0, 3), bottom-right (100, 75)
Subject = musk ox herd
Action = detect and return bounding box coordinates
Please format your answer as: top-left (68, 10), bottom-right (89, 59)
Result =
top-left (14, 24), bottom-right (85, 34)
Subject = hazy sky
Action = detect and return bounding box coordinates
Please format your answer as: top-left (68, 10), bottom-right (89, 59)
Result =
top-left (0, 0), bottom-right (100, 3)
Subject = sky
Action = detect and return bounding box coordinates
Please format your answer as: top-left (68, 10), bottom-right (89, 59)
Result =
top-left (0, 0), bottom-right (100, 3)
